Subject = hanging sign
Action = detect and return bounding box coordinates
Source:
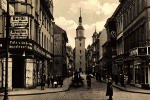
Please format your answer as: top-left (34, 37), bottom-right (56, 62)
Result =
top-left (10, 28), bottom-right (28, 39)
top-left (10, 16), bottom-right (28, 27)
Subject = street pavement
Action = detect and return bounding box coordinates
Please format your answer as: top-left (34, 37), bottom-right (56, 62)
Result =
top-left (0, 74), bottom-right (150, 100)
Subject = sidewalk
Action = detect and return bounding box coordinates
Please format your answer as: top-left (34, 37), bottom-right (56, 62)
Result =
top-left (112, 83), bottom-right (150, 94)
top-left (0, 77), bottom-right (72, 96)
top-left (103, 79), bottom-right (150, 94)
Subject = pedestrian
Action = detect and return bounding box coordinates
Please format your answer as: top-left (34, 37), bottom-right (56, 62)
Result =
top-left (59, 76), bottom-right (63, 87)
top-left (47, 74), bottom-right (50, 88)
top-left (51, 76), bottom-right (54, 88)
top-left (106, 78), bottom-right (113, 100)
top-left (86, 74), bottom-right (91, 89)
top-left (41, 73), bottom-right (46, 90)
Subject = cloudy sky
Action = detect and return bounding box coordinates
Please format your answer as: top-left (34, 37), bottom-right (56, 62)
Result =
top-left (53, 0), bottom-right (119, 48)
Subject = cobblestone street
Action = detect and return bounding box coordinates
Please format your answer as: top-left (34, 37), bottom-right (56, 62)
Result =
top-left (1, 76), bottom-right (150, 100)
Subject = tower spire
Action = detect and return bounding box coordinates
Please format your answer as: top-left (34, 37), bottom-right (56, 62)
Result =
top-left (80, 7), bottom-right (81, 17)
top-left (95, 25), bottom-right (97, 32)
top-left (79, 8), bottom-right (82, 26)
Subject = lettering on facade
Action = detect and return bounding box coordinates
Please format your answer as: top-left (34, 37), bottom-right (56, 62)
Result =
top-left (10, 16), bottom-right (29, 39)
top-left (33, 45), bottom-right (46, 56)
top-left (10, 28), bottom-right (28, 39)
top-left (9, 41), bottom-right (32, 49)
top-left (10, 16), bottom-right (28, 27)
top-left (33, 45), bottom-right (51, 59)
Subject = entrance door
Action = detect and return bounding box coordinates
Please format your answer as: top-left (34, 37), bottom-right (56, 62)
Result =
top-left (12, 56), bottom-right (25, 88)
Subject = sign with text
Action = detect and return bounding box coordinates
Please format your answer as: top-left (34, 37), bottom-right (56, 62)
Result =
top-left (9, 40), bottom-right (32, 49)
top-left (33, 45), bottom-right (51, 59)
top-left (130, 48), bottom-right (138, 56)
top-left (10, 16), bottom-right (28, 27)
top-left (10, 28), bottom-right (28, 39)
top-left (138, 47), bottom-right (147, 55)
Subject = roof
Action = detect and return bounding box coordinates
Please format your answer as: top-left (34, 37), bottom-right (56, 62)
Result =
top-left (53, 24), bottom-right (68, 42)
top-left (76, 26), bottom-right (84, 30)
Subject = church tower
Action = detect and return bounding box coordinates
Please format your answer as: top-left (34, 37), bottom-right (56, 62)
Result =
top-left (75, 9), bottom-right (86, 72)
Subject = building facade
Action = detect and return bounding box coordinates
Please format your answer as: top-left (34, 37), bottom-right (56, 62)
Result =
top-left (98, 29), bottom-right (107, 79)
top-left (105, 0), bottom-right (150, 87)
top-left (66, 45), bottom-right (74, 77)
top-left (75, 10), bottom-right (86, 72)
top-left (91, 29), bottom-right (99, 74)
top-left (53, 24), bottom-right (68, 78)
top-left (0, 0), bottom-right (54, 90)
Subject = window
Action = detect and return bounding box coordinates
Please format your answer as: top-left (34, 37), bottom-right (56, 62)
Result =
top-left (80, 50), bottom-right (81, 53)
top-left (35, 24), bottom-right (39, 43)
top-left (80, 62), bottom-right (81, 65)
top-left (80, 43), bottom-right (81, 46)
top-left (42, 32), bottom-right (43, 47)
top-left (44, 35), bottom-right (46, 49)
top-left (80, 56), bottom-right (82, 59)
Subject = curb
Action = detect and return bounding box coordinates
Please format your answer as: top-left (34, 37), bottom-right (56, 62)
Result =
top-left (102, 80), bottom-right (150, 94)
top-left (112, 85), bottom-right (150, 94)
top-left (0, 86), bottom-right (71, 96)
top-left (0, 78), bottom-right (72, 96)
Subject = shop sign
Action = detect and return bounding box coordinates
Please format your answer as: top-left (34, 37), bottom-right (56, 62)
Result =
top-left (9, 40), bottom-right (32, 49)
top-left (33, 45), bottom-right (51, 59)
top-left (138, 47), bottom-right (147, 55)
top-left (33, 45), bottom-right (46, 56)
top-left (10, 16), bottom-right (28, 27)
top-left (130, 48), bottom-right (138, 56)
top-left (10, 28), bottom-right (28, 39)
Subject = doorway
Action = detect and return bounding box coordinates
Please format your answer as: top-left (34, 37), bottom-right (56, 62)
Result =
top-left (12, 56), bottom-right (25, 88)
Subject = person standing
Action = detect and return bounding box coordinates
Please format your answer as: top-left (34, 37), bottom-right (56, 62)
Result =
top-left (51, 76), bottom-right (54, 88)
top-left (41, 73), bottom-right (46, 90)
top-left (106, 78), bottom-right (113, 100)
top-left (47, 74), bottom-right (50, 88)
top-left (114, 73), bottom-right (119, 85)
top-left (86, 74), bottom-right (91, 89)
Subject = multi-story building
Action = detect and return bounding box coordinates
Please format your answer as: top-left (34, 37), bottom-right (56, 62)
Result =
top-left (91, 29), bottom-right (99, 74)
top-left (75, 9), bottom-right (86, 72)
top-left (0, 0), bottom-right (54, 90)
top-left (122, 0), bottom-right (150, 87)
top-left (106, 0), bottom-right (150, 88)
top-left (53, 24), bottom-right (68, 78)
top-left (104, 18), bottom-right (117, 77)
top-left (86, 45), bottom-right (93, 74)
top-left (98, 29), bottom-right (107, 79)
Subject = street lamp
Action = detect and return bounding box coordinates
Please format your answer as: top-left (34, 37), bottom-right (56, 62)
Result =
top-left (3, 0), bottom-right (10, 100)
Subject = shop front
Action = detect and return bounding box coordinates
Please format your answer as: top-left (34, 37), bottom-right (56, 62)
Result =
top-left (0, 39), bottom-right (52, 90)
top-left (129, 47), bottom-right (150, 88)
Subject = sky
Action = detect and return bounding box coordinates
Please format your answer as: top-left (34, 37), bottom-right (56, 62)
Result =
top-left (53, 0), bottom-right (119, 48)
